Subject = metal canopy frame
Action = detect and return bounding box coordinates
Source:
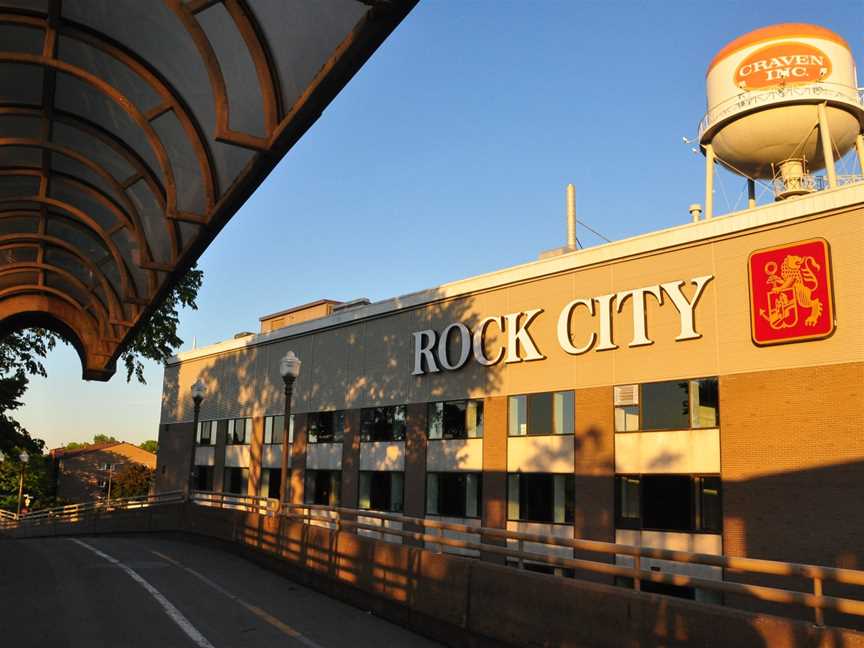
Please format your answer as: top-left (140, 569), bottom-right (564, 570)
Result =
top-left (0, 0), bottom-right (416, 379)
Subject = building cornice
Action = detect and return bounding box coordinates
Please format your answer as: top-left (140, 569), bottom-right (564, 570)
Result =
top-left (168, 183), bottom-right (864, 366)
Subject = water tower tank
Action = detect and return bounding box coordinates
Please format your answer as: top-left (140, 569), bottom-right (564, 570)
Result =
top-left (699, 23), bottom-right (864, 191)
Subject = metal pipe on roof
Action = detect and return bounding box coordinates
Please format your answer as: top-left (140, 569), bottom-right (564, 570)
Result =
top-left (566, 184), bottom-right (576, 249)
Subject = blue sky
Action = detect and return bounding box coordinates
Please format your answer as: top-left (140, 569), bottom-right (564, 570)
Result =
top-left (18, 1), bottom-right (863, 449)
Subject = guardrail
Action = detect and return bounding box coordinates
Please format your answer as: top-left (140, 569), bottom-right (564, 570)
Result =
top-left (270, 501), bottom-right (864, 628)
top-left (0, 491), bottom-right (186, 527)
top-left (191, 490), bottom-right (279, 516)
top-left (697, 83), bottom-right (864, 138)
top-left (7, 490), bottom-right (864, 629)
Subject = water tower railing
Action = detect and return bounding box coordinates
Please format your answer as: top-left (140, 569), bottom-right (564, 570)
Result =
top-left (698, 82), bottom-right (864, 139)
top-left (772, 173), bottom-right (864, 199)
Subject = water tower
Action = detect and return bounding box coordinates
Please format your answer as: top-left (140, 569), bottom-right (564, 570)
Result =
top-left (698, 23), bottom-right (864, 217)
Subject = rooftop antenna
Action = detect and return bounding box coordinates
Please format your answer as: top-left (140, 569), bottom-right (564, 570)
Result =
top-left (566, 183), bottom-right (579, 249)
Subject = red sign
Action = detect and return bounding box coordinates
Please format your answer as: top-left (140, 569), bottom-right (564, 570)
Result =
top-left (748, 239), bottom-right (835, 345)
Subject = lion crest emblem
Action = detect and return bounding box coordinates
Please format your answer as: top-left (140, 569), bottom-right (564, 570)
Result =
top-left (760, 254), bottom-right (823, 329)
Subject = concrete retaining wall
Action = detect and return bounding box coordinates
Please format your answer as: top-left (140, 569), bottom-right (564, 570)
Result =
top-left (4, 505), bottom-right (864, 648)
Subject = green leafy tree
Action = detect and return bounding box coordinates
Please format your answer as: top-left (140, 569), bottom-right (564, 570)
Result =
top-left (0, 452), bottom-right (53, 513)
top-left (0, 329), bottom-right (55, 457)
top-left (111, 463), bottom-right (154, 499)
top-left (120, 268), bottom-right (203, 383)
top-left (139, 440), bottom-right (158, 454)
top-left (0, 269), bottom-right (202, 471)
top-left (93, 434), bottom-right (119, 445)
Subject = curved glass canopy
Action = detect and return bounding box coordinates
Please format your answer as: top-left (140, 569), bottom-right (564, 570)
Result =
top-left (0, 0), bottom-right (416, 379)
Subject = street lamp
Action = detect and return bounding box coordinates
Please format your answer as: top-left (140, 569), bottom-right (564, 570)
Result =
top-left (278, 351), bottom-right (301, 503)
top-left (17, 451), bottom-right (29, 516)
top-left (188, 378), bottom-right (206, 497)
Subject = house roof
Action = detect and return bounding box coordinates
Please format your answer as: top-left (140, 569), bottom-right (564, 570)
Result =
top-left (50, 441), bottom-right (151, 459)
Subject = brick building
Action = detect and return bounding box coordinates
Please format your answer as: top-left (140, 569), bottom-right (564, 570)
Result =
top-left (155, 179), bottom-right (863, 602)
top-left (51, 443), bottom-right (156, 503)
top-left (155, 21), bottom-right (864, 609)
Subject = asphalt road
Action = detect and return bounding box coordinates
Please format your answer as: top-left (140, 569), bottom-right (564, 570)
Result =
top-left (0, 534), bottom-right (441, 648)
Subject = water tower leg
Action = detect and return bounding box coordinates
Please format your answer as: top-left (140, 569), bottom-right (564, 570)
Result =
top-left (856, 133), bottom-right (864, 176)
top-left (747, 178), bottom-right (756, 209)
top-left (704, 143), bottom-right (715, 219)
top-left (817, 103), bottom-right (837, 189)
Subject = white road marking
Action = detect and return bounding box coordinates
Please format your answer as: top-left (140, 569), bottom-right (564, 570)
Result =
top-left (151, 550), bottom-right (324, 648)
top-left (70, 539), bottom-right (215, 648)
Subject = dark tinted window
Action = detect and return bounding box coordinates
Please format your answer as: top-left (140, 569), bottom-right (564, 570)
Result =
top-left (307, 411), bottom-right (344, 444)
top-left (263, 468), bottom-right (281, 499)
top-left (304, 470), bottom-right (340, 506)
top-left (615, 474), bottom-right (722, 533)
top-left (428, 400), bottom-right (484, 439)
top-left (642, 475), bottom-right (692, 531)
top-left (508, 473), bottom-right (574, 523)
top-left (427, 472), bottom-right (481, 517)
top-left (359, 471), bottom-right (404, 512)
top-left (528, 393), bottom-right (554, 436)
top-left (223, 467), bottom-right (248, 495)
top-left (641, 381), bottom-right (690, 430)
top-left (194, 466), bottom-right (213, 491)
top-left (360, 406), bottom-right (406, 442)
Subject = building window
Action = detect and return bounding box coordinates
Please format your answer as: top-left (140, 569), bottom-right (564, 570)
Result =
top-left (307, 411), bottom-right (345, 444)
top-left (509, 391), bottom-right (574, 436)
top-left (264, 415), bottom-right (287, 445)
top-left (426, 472), bottom-right (482, 517)
top-left (227, 418), bottom-right (250, 445)
top-left (360, 406), bottom-right (406, 442)
top-left (304, 470), bottom-right (341, 506)
top-left (358, 471), bottom-right (404, 512)
top-left (223, 467), bottom-right (248, 495)
top-left (427, 400), bottom-right (484, 440)
top-left (614, 475), bottom-right (722, 533)
top-left (196, 420), bottom-right (216, 445)
top-left (615, 378), bottom-right (719, 433)
top-left (195, 466), bottom-right (214, 491)
top-left (507, 473), bottom-right (574, 523)
top-left (259, 468), bottom-right (281, 499)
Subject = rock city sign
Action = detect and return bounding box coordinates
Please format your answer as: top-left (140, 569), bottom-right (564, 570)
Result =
top-left (411, 275), bottom-right (714, 375)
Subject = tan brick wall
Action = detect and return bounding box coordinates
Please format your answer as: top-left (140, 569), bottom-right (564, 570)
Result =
top-left (721, 361), bottom-right (864, 567)
top-left (481, 396), bottom-right (507, 529)
top-left (573, 386), bottom-right (615, 543)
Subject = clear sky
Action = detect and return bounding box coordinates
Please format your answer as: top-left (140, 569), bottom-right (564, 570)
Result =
top-left (17, 1), bottom-right (863, 450)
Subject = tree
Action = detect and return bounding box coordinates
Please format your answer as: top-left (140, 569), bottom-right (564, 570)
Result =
top-left (139, 440), bottom-right (158, 454)
top-left (120, 267), bottom-right (203, 384)
top-left (0, 452), bottom-right (53, 513)
top-left (0, 268), bottom-right (202, 464)
top-left (0, 329), bottom-right (54, 457)
top-left (93, 434), bottom-right (119, 445)
top-left (111, 463), bottom-right (154, 499)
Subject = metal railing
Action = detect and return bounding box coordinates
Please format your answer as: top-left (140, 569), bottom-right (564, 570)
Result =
top-left (270, 501), bottom-right (864, 627)
top-left (698, 83), bottom-right (864, 138)
top-left (0, 491), bottom-right (185, 527)
top-left (771, 173), bottom-right (864, 199)
top-left (191, 490), bottom-right (279, 516)
top-left (8, 490), bottom-right (864, 628)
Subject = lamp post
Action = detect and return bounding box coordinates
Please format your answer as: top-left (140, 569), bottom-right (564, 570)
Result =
top-left (188, 378), bottom-right (206, 498)
top-left (278, 351), bottom-right (301, 504)
top-left (17, 451), bottom-right (29, 516)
